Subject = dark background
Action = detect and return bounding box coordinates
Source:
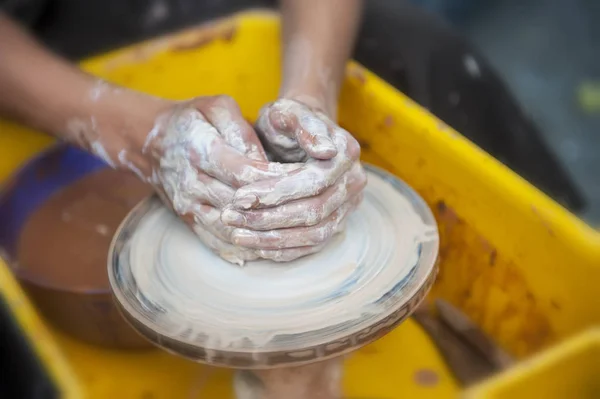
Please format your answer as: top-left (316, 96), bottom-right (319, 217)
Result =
top-left (2, 0), bottom-right (598, 223)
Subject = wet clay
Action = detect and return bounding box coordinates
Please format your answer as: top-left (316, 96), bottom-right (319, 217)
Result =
top-left (17, 168), bottom-right (153, 290)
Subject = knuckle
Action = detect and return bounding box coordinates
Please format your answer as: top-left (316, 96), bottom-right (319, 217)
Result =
top-left (305, 206), bottom-right (323, 226)
top-left (356, 167), bottom-right (368, 186)
top-left (347, 136), bottom-right (361, 159)
top-left (313, 224), bottom-right (333, 243)
top-left (212, 95), bottom-right (237, 110)
top-left (304, 168), bottom-right (330, 192)
top-left (184, 97), bottom-right (205, 111)
top-left (244, 212), bottom-right (262, 227)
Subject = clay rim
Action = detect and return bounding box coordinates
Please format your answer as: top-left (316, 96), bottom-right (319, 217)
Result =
top-left (107, 163), bottom-right (440, 368)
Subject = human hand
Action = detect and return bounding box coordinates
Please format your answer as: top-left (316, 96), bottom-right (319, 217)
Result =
top-left (138, 95), bottom-right (313, 265)
top-left (232, 0), bottom-right (366, 261)
top-left (254, 98), bottom-right (341, 163)
top-left (219, 98), bottom-right (367, 260)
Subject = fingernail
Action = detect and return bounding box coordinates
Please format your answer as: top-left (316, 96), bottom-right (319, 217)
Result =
top-left (268, 109), bottom-right (288, 131)
top-left (232, 229), bottom-right (259, 246)
top-left (277, 112), bottom-right (288, 130)
top-left (234, 194), bottom-right (259, 210)
top-left (221, 209), bottom-right (246, 226)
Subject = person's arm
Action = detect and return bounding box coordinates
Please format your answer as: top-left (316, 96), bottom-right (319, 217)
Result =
top-left (0, 13), bottom-right (365, 264)
top-left (228, 1), bottom-right (367, 256)
top-left (253, 0), bottom-right (363, 162)
top-left (0, 13), bottom-right (169, 173)
top-left (278, 0), bottom-right (363, 118)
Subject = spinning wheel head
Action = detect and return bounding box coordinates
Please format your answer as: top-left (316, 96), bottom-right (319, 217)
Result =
top-left (108, 164), bottom-right (439, 369)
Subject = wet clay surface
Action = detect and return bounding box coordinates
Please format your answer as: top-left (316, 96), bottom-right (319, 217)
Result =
top-left (17, 168), bottom-right (153, 290)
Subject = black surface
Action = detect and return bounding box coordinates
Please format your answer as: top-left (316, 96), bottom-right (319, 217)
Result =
top-left (0, 295), bottom-right (58, 399)
top-left (354, 2), bottom-right (585, 211)
top-left (3, 0), bottom-right (277, 58)
top-left (1, 0), bottom-right (586, 212)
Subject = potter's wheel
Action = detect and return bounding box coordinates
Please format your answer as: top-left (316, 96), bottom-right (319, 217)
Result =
top-left (108, 164), bottom-right (439, 368)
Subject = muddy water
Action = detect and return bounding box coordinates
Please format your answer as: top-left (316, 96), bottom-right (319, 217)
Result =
top-left (17, 168), bottom-right (152, 291)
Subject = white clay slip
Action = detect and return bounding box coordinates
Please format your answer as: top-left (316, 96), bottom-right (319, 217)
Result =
top-left (108, 165), bottom-right (439, 367)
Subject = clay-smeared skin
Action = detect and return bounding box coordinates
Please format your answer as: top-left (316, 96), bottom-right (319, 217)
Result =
top-left (255, 99), bottom-right (337, 163)
top-left (140, 96), bottom-right (366, 264)
top-left (141, 96), bottom-right (292, 264)
top-left (224, 99), bottom-right (367, 253)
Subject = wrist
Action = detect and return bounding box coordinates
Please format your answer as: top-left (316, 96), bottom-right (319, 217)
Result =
top-left (279, 88), bottom-right (338, 119)
top-left (64, 78), bottom-right (171, 175)
top-left (0, 14), bottom-right (171, 179)
top-left (279, 40), bottom-right (339, 119)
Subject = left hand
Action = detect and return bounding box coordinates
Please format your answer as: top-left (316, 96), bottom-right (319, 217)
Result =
top-left (220, 98), bottom-right (367, 259)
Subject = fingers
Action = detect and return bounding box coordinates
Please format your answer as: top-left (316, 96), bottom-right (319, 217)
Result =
top-left (188, 204), bottom-right (235, 242)
top-left (180, 206), bottom-right (260, 265)
top-left (256, 243), bottom-right (327, 262)
top-left (185, 216), bottom-right (332, 265)
top-left (164, 110), bottom-right (301, 188)
top-left (200, 96), bottom-right (267, 161)
top-left (256, 103), bottom-right (301, 151)
top-left (180, 203), bottom-right (336, 264)
top-left (230, 194), bottom-right (362, 250)
top-left (191, 140), bottom-right (303, 188)
top-left (257, 99), bottom-right (337, 161)
top-left (221, 162), bottom-right (367, 230)
top-left (159, 169), bottom-right (235, 213)
top-left (153, 96), bottom-right (367, 265)
top-left (231, 129), bottom-right (361, 210)
top-left (192, 225), bottom-right (261, 266)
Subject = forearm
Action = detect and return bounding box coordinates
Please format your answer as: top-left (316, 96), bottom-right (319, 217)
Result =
top-left (0, 13), bottom-right (168, 169)
top-left (278, 0), bottom-right (363, 118)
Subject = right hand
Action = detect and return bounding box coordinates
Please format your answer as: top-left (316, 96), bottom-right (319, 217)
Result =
top-left (217, 98), bottom-right (367, 261)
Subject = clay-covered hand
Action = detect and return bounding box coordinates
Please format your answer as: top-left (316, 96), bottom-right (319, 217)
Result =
top-left (253, 98), bottom-right (341, 163)
top-left (141, 95), bottom-right (304, 264)
top-left (220, 98), bottom-right (367, 259)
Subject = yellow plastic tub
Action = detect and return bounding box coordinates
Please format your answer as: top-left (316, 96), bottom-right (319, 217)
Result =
top-left (1, 10), bottom-right (599, 399)
top-left (464, 328), bottom-right (600, 398)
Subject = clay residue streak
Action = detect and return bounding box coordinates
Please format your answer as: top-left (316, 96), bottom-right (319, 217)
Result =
top-left (124, 169), bottom-right (438, 353)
